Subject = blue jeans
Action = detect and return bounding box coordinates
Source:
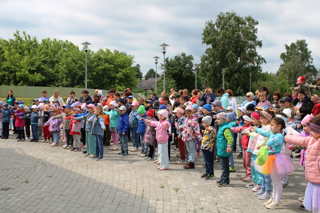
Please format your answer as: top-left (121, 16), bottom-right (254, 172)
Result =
top-left (140, 134), bottom-right (148, 154)
top-left (185, 141), bottom-right (196, 163)
top-left (130, 127), bottom-right (139, 148)
top-left (262, 174), bottom-right (272, 193)
top-left (229, 154), bottom-right (234, 168)
top-left (52, 132), bottom-right (60, 144)
top-left (119, 134), bottom-right (128, 154)
top-left (31, 124), bottom-right (38, 140)
top-left (202, 150), bottom-right (214, 176)
top-left (95, 135), bottom-right (104, 158)
top-left (219, 157), bottom-right (230, 183)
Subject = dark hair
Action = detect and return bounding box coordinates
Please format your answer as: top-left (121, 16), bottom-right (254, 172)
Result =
top-left (109, 89), bottom-right (116, 93)
top-left (310, 116), bottom-right (320, 125)
top-left (298, 89), bottom-right (306, 96)
top-left (42, 90), bottom-right (47, 93)
top-left (272, 117), bottom-right (286, 130)
top-left (261, 87), bottom-right (269, 94)
top-left (7, 90), bottom-right (13, 99)
top-left (284, 93), bottom-right (292, 99)
top-left (180, 96), bottom-right (188, 101)
top-left (245, 112), bottom-right (252, 118)
top-left (70, 91), bottom-right (75, 95)
top-left (273, 91), bottom-right (281, 100)
top-left (162, 95), bottom-right (169, 101)
top-left (115, 93), bottom-right (120, 97)
top-left (192, 89), bottom-right (198, 96)
top-left (216, 88), bottom-right (224, 94)
top-left (152, 93), bottom-right (157, 96)
top-left (82, 90), bottom-right (89, 94)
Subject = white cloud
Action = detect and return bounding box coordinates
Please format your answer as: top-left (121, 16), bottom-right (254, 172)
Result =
top-left (1, 0), bottom-right (320, 75)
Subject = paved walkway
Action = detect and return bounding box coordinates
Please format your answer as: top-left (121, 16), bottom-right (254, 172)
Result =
top-left (0, 135), bottom-right (306, 213)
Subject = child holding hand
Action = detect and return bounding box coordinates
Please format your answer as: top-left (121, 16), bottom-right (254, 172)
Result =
top-left (92, 106), bottom-right (106, 161)
top-left (44, 108), bottom-right (63, 147)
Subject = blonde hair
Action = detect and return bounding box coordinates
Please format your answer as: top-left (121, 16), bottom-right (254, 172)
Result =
top-left (95, 106), bottom-right (103, 115)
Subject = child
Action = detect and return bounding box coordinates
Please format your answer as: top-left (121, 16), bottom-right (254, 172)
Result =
top-left (200, 116), bottom-right (216, 180)
top-left (311, 94), bottom-right (320, 116)
top-left (42, 105), bottom-right (51, 143)
top-left (44, 108), bottom-right (63, 147)
top-left (285, 116), bottom-right (320, 213)
top-left (37, 103), bottom-right (44, 140)
top-left (52, 105), bottom-right (74, 148)
top-left (181, 106), bottom-right (202, 169)
top-left (15, 104), bottom-right (25, 141)
top-left (1, 103), bottom-right (11, 139)
top-left (227, 112), bottom-right (237, 172)
top-left (192, 104), bottom-right (200, 119)
top-left (104, 101), bottom-right (120, 150)
top-left (231, 113), bottom-right (252, 182)
top-left (236, 106), bottom-right (246, 159)
top-left (0, 103), bottom-right (2, 138)
top-left (24, 106), bottom-right (31, 140)
top-left (137, 105), bottom-right (147, 157)
top-left (148, 110), bottom-right (171, 170)
top-left (70, 108), bottom-right (83, 151)
top-left (103, 105), bottom-right (111, 146)
top-left (23, 105), bottom-right (39, 142)
top-left (291, 76), bottom-right (320, 97)
top-left (91, 106), bottom-right (106, 161)
top-left (251, 117), bottom-right (295, 209)
top-left (215, 113), bottom-right (233, 187)
top-left (117, 106), bottom-right (129, 156)
top-left (175, 107), bottom-right (187, 164)
top-left (128, 102), bottom-right (139, 152)
top-left (142, 109), bottom-right (157, 160)
top-left (75, 104), bottom-right (96, 157)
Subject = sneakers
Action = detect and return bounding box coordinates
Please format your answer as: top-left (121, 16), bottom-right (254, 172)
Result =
top-left (237, 152), bottom-right (243, 159)
top-left (201, 173), bottom-right (209, 178)
top-left (260, 192), bottom-right (271, 200)
top-left (138, 153), bottom-right (146, 157)
top-left (263, 197), bottom-right (273, 206)
top-left (254, 190), bottom-right (265, 197)
top-left (74, 148), bottom-right (81, 152)
top-left (183, 162), bottom-right (195, 169)
top-left (109, 146), bottom-right (114, 150)
top-left (122, 153), bottom-right (128, 156)
top-left (96, 157), bottom-right (103, 161)
top-left (298, 197), bottom-right (304, 202)
top-left (282, 181), bottom-right (288, 188)
top-left (205, 175), bottom-right (215, 180)
top-left (218, 181), bottom-right (229, 187)
top-left (70, 147), bottom-right (76, 151)
top-left (266, 201), bottom-right (281, 209)
top-left (299, 205), bottom-right (305, 210)
top-left (243, 176), bottom-right (252, 182)
top-left (216, 179), bottom-right (223, 185)
top-left (159, 167), bottom-right (169, 170)
top-left (130, 147), bottom-right (138, 152)
top-left (84, 153), bottom-right (90, 157)
top-left (245, 183), bottom-right (255, 188)
top-left (240, 175), bottom-right (247, 180)
top-left (112, 146), bottom-right (118, 151)
top-left (229, 167), bottom-right (235, 172)
top-left (51, 143), bottom-right (58, 147)
top-left (89, 154), bottom-right (96, 158)
top-left (252, 185), bottom-right (261, 192)
top-left (154, 160), bottom-right (159, 163)
top-left (17, 139), bottom-right (22, 142)
top-left (176, 160), bottom-right (187, 165)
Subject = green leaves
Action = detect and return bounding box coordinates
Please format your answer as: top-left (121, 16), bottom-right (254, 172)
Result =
top-left (0, 30), bottom-right (139, 90)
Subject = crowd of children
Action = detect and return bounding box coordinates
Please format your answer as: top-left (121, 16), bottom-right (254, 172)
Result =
top-left (1, 76), bottom-right (320, 212)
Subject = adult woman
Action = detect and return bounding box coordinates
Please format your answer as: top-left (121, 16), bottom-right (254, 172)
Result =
top-left (200, 88), bottom-right (216, 104)
top-left (66, 91), bottom-right (78, 105)
top-left (294, 90), bottom-right (314, 122)
top-left (49, 90), bottom-right (65, 106)
top-left (196, 91), bottom-right (204, 107)
top-left (189, 89), bottom-right (199, 104)
top-left (6, 90), bottom-right (16, 106)
top-left (256, 92), bottom-right (272, 108)
top-left (182, 89), bottom-right (190, 101)
top-left (261, 87), bottom-right (272, 103)
top-left (105, 89), bottom-right (116, 107)
top-left (225, 89), bottom-right (238, 116)
top-left (216, 88), bottom-right (230, 109)
top-left (241, 92), bottom-right (257, 107)
top-left (272, 91), bottom-right (281, 108)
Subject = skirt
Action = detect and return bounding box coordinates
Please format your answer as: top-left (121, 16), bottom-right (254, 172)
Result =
top-left (304, 182), bottom-right (320, 213)
top-left (252, 153), bottom-right (295, 175)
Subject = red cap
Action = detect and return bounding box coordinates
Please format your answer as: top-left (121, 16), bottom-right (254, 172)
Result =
top-left (146, 109), bottom-right (155, 117)
top-left (297, 76), bottom-right (305, 84)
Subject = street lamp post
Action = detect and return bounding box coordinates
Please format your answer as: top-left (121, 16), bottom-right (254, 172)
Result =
top-left (194, 63), bottom-right (198, 90)
top-left (159, 43), bottom-right (169, 92)
top-left (249, 72), bottom-right (252, 92)
top-left (153, 56), bottom-right (160, 94)
top-left (81, 41), bottom-right (91, 89)
top-left (222, 68), bottom-right (226, 90)
top-left (286, 76), bottom-right (289, 92)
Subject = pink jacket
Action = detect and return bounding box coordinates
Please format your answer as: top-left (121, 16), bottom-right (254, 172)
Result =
top-left (231, 124), bottom-right (251, 149)
top-left (285, 135), bottom-right (320, 184)
top-left (150, 120), bottom-right (170, 144)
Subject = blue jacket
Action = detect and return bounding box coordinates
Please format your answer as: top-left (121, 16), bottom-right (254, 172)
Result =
top-left (216, 122), bottom-right (233, 157)
top-left (117, 113), bottom-right (129, 134)
top-left (75, 112), bottom-right (95, 132)
top-left (137, 115), bottom-right (147, 135)
top-left (23, 111), bottom-right (39, 125)
top-left (129, 109), bottom-right (139, 128)
top-left (75, 110), bottom-right (88, 128)
top-left (176, 116), bottom-right (186, 137)
top-left (200, 93), bottom-right (216, 104)
top-left (91, 116), bottom-right (106, 136)
top-left (255, 128), bottom-right (284, 155)
top-left (0, 108), bottom-right (11, 123)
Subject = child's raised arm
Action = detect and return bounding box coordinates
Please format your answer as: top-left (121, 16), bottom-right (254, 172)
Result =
top-left (254, 127), bottom-right (271, 138)
top-left (285, 135), bottom-right (310, 148)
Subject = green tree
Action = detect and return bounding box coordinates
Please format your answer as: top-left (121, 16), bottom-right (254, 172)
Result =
top-left (252, 72), bottom-right (289, 96)
top-left (200, 12), bottom-right (266, 95)
top-left (134, 64), bottom-right (143, 80)
top-left (277, 39), bottom-right (317, 85)
top-left (145, 68), bottom-right (159, 80)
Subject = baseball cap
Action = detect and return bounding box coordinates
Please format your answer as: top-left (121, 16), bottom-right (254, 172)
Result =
top-left (211, 100), bottom-right (222, 107)
top-left (119, 106), bottom-right (126, 111)
top-left (238, 106), bottom-right (247, 113)
top-left (159, 105), bottom-right (167, 110)
top-left (86, 104), bottom-right (95, 109)
top-left (18, 101), bottom-right (24, 104)
top-left (246, 104), bottom-right (255, 112)
top-left (280, 97), bottom-right (292, 103)
top-left (128, 96), bottom-right (133, 99)
top-left (173, 94), bottom-right (180, 99)
top-left (117, 98), bottom-right (125, 104)
top-left (62, 105), bottom-right (71, 109)
top-left (152, 95), bottom-right (159, 101)
top-left (145, 100), bottom-right (153, 104)
top-left (296, 76), bottom-right (305, 84)
top-left (202, 104), bottom-right (212, 112)
top-left (31, 105), bottom-right (38, 109)
top-left (131, 102), bottom-right (139, 106)
top-left (18, 104), bottom-right (24, 108)
top-left (3, 103), bottom-right (8, 107)
top-left (226, 106), bottom-right (235, 112)
top-left (33, 99), bottom-right (39, 102)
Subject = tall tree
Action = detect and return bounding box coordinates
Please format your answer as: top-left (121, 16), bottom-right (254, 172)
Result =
top-left (145, 68), bottom-right (159, 80)
top-left (278, 39), bottom-right (317, 85)
top-left (134, 64), bottom-right (143, 80)
top-left (200, 12), bottom-right (266, 95)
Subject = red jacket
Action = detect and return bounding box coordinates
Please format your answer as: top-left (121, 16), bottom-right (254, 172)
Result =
top-left (231, 124), bottom-right (252, 149)
top-left (312, 103), bottom-right (320, 116)
top-left (15, 110), bottom-right (25, 128)
top-left (190, 96), bottom-right (198, 104)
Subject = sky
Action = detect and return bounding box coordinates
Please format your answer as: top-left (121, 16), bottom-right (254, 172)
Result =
top-left (1, 0), bottom-right (320, 76)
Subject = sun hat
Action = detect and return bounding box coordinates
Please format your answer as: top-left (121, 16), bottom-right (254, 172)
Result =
top-left (185, 106), bottom-right (193, 111)
top-left (31, 105), bottom-right (38, 109)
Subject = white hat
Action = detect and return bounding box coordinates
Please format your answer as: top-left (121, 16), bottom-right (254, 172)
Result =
top-left (282, 108), bottom-right (292, 118)
top-left (238, 106), bottom-right (246, 113)
top-left (110, 101), bottom-right (118, 107)
top-left (119, 106), bottom-right (126, 111)
top-left (103, 105), bottom-right (109, 111)
top-left (31, 105), bottom-right (38, 109)
top-left (226, 106), bottom-right (235, 112)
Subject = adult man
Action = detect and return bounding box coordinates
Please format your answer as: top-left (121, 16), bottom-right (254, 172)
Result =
top-left (79, 90), bottom-right (92, 103)
top-left (39, 90), bottom-right (48, 102)
top-left (49, 90), bottom-right (65, 106)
